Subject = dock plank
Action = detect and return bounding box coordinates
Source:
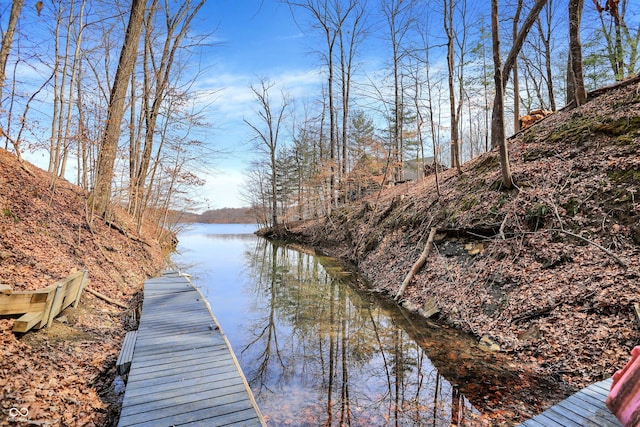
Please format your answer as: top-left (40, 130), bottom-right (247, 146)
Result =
top-left (518, 379), bottom-right (621, 427)
top-left (117, 273), bottom-right (265, 427)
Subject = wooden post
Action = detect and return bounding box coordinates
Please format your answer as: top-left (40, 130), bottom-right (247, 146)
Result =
top-left (36, 285), bottom-right (58, 329)
top-left (73, 270), bottom-right (88, 308)
top-left (46, 284), bottom-right (63, 328)
top-left (395, 227), bottom-right (437, 301)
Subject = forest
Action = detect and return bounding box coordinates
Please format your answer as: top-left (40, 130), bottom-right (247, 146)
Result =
top-left (1, 1), bottom-right (640, 425)
top-left (0, 1), bottom-right (638, 229)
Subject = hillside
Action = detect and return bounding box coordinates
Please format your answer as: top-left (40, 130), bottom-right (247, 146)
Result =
top-left (266, 76), bottom-right (640, 423)
top-left (0, 150), bottom-right (165, 426)
top-left (172, 207), bottom-right (257, 224)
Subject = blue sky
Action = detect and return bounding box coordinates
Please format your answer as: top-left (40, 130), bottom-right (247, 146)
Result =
top-left (192, 1), bottom-right (324, 210)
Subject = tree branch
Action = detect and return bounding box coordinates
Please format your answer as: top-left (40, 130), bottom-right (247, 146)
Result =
top-left (395, 227), bottom-right (438, 300)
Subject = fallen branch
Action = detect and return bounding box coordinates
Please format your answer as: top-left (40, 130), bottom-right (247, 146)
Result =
top-left (395, 227), bottom-right (437, 301)
top-left (513, 301), bottom-right (561, 324)
top-left (85, 287), bottom-right (128, 309)
top-left (546, 196), bottom-right (627, 268)
top-left (554, 228), bottom-right (628, 269)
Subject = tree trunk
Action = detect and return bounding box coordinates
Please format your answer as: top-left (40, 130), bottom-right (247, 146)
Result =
top-left (568, 0), bottom-right (587, 107)
top-left (444, 0), bottom-right (460, 172)
top-left (491, 0), bottom-right (512, 189)
top-left (537, 2), bottom-right (557, 111)
top-left (491, 0), bottom-right (547, 190)
top-left (0, 0), bottom-right (23, 111)
top-left (91, 0), bottom-right (146, 218)
top-left (512, 0), bottom-right (523, 133)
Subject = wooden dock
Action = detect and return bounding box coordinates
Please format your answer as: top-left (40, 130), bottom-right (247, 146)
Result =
top-left (518, 378), bottom-right (622, 427)
top-left (117, 272), bottom-right (265, 427)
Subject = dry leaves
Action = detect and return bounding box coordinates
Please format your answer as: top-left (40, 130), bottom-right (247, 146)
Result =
top-left (0, 149), bottom-right (164, 426)
top-left (279, 77), bottom-right (640, 425)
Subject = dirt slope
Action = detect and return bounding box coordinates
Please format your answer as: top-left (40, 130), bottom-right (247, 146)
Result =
top-left (269, 77), bottom-right (640, 423)
top-left (0, 149), bottom-right (165, 426)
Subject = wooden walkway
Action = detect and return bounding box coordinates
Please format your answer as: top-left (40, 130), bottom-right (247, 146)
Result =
top-left (518, 378), bottom-right (622, 427)
top-left (117, 272), bottom-right (265, 427)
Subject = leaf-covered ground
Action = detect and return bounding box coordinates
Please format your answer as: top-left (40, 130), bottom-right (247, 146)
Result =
top-left (267, 76), bottom-right (640, 425)
top-left (0, 149), bottom-right (164, 426)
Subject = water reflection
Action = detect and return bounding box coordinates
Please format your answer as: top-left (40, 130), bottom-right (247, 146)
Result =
top-left (175, 224), bottom-right (480, 426)
top-left (173, 224), bottom-right (562, 425)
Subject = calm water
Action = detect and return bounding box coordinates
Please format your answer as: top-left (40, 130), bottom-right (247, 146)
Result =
top-left (171, 223), bottom-right (523, 426)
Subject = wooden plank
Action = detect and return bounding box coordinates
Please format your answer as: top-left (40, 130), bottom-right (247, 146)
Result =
top-left (124, 406), bottom-right (262, 427)
top-left (123, 378), bottom-right (246, 405)
top-left (179, 407), bottom-right (264, 427)
top-left (519, 417), bottom-right (550, 427)
top-left (131, 323), bottom-right (217, 338)
top-left (12, 311), bottom-right (45, 333)
top-left (121, 370), bottom-right (238, 399)
top-left (0, 287), bottom-right (55, 315)
top-left (518, 379), bottom-right (621, 427)
top-left (119, 395), bottom-right (255, 426)
top-left (125, 360), bottom-right (241, 391)
top-left (534, 413), bottom-right (571, 427)
top-left (118, 274), bottom-right (265, 427)
top-left (46, 284), bottom-right (64, 328)
top-left (121, 379), bottom-right (245, 411)
top-left (1, 272), bottom-right (88, 332)
top-left (127, 352), bottom-right (235, 379)
top-left (552, 400), bottom-right (601, 426)
top-left (116, 330), bottom-right (138, 376)
top-left (570, 394), bottom-right (622, 425)
top-left (72, 271), bottom-right (88, 308)
top-left (543, 407), bottom-right (584, 427)
top-left (131, 345), bottom-right (230, 367)
top-left (130, 337), bottom-right (228, 356)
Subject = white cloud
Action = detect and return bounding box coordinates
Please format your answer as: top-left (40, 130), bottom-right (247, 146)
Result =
top-left (197, 168), bottom-right (247, 210)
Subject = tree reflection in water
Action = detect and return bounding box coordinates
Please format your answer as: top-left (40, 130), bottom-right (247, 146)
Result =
top-left (241, 238), bottom-right (477, 426)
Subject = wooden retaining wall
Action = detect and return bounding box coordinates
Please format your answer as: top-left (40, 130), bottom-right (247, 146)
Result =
top-left (0, 270), bottom-right (88, 332)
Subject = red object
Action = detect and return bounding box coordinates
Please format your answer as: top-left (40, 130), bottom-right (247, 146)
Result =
top-left (607, 346), bottom-right (640, 426)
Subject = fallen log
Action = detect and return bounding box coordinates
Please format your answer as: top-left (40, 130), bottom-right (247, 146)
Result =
top-left (85, 287), bottom-right (128, 309)
top-left (395, 227), bottom-right (437, 301)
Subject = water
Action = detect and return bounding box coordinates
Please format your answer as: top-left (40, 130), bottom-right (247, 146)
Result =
top-left (171, 224), bottom-right (530, 426)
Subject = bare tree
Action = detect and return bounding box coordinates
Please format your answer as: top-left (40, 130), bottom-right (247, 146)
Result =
top-left (337, 1), bottom-right (366, 193)
top-left (49, 0), bottom-right (89, 178)
top-left (245, 79), bottom-right (290, 227)
top-left (536, 0), bottom-right (557, 111)
top-left (592, 0), bottom-right (640, 81)
top-left (287, 0), bottom-right (342, 210)
top-left (443, 0), bottom-right (460, 172)
top-left (568, 0), bottom-right (587, 107)
top-left (128, 0), bottom-right (206, 221)
top-left (0, 0), bottom-right (23, 112)
top-left (491, 0), bottom-right (548, 189)
top-left (382, 0), bottom-right (414, 181)
top-left (92, 0), bottom-right (146, 218)
top-left (512, 0), bottom-right (523, 132)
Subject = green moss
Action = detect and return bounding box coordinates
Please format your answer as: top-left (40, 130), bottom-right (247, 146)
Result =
top-left (473, 153), bottom-right (500, 174)
top-left (489, 192), bottom-right (510, 215)
top-left (548, 118), bottom-right (593, 145)
top-left (460, 195), bottom-right (478, 211)
top-left (608, 169), bottom-right (640, 184)
top-left (563, 198), bottom-right (580, 216)
top-left (525, 203), bottom-right (549, 231)
top-left (2, 207), bottom-right (19, 222)
top-left (616, 135), bottom-right (636, 145)
top-left (593, 117), bottom-right (640, 137)
top-left (522, 129), bottom-right (538, 144)
top-left (523, 146), bottom-right (554, 161)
